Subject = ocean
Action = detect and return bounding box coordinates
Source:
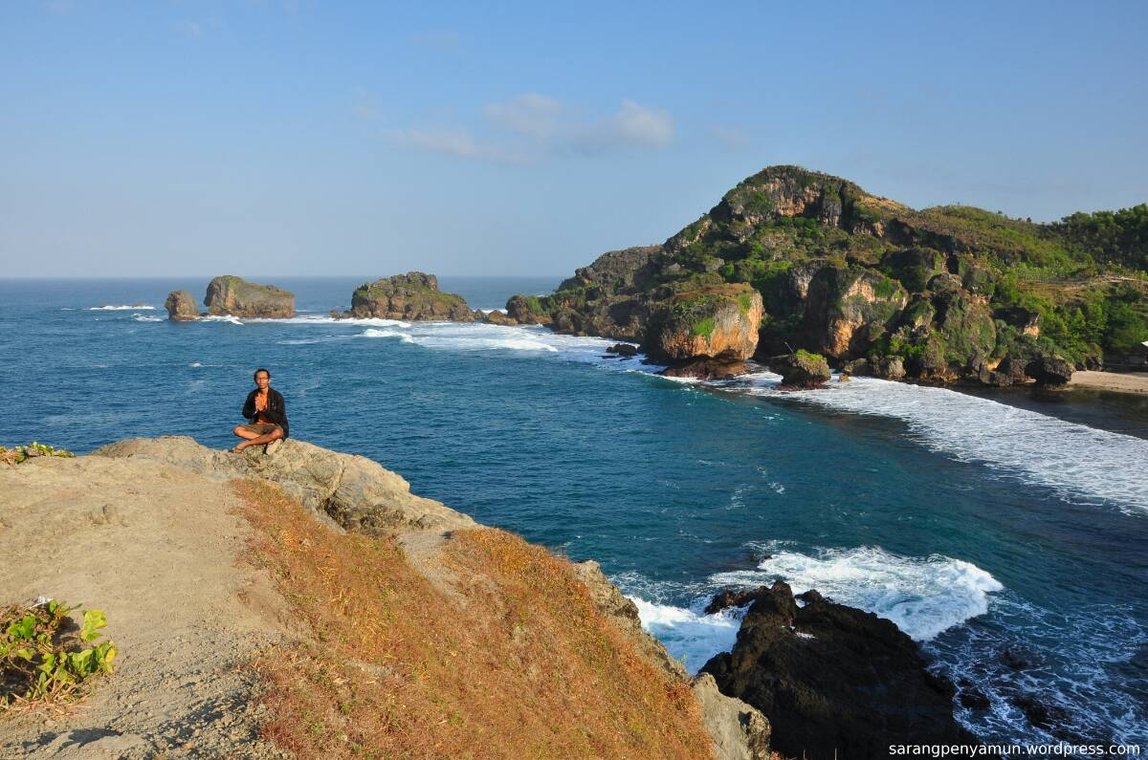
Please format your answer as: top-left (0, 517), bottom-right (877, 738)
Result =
top-left (1, 276), bottom-right (1145, 746)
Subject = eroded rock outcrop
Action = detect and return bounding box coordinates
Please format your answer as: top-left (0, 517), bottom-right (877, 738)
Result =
top-left (350, 272), bottom-right (475, 322)
top-left (770, 350), bottom-right (831, 388)
top-left (1026, 353), bottom-right (1074, 386)
top-left (799, 266), bottom-right (907, 359)
top-left (164, 290), bottom-right (199, 321)
top-left (94, 436), bottom-right (474, 534)
top-left (702, 582), bottom-right (974, 760)
top-left (649, 284), bottom-right (764, 362)
top-left (204, 276), bottom-right (295, 319)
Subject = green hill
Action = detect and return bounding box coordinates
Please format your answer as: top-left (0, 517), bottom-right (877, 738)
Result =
top-left (510, 166), bottom-right (1148, 383)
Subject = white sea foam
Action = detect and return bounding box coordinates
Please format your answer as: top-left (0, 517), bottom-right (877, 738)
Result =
top-left (132, 313), bottom-right (163, 322)
top-left (629, 597), bottom-right (743, 674)
top-left (252, 315), bottom-right (413, 328)
top-left (206, 314), bottom-right (617, 359)
top-left (277, 337), bottom-right (349, 345)
top-left (200, 315), bottom-right (243, 325)
top-left (721, 374), bottom-right (1148, 514)
top-left (712, 544), bottom-right (1003, 641)
top-left (189, 362), bottom-right (202, 368)
top-left (622, 544), bottom-right (1002, 675)
top-left (343, 322), bottom-right (608, 355)
top-left (357, 328), bottom-right (414, 343)
top-left (88, 304), bottom-right (156, 311)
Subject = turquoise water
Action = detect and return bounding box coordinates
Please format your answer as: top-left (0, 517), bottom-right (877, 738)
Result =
top-left (1, 277), bottom-right (1145, 745)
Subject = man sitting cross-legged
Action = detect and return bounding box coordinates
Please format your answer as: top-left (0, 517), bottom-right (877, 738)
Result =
top-left (233, 367), bottom-right (289, 454)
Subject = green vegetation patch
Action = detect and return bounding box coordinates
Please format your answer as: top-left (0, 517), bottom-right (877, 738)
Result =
top-left (1, 600), bottom-right (116, 708)
top-left (1056, 204), bottom-right (1148, 270)
top-left (0, 442), bottom-right (74, 466)
top-left (690, 317), bottom-right (716, 339)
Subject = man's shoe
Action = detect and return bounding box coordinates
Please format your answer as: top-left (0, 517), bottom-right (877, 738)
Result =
top-left (265, 439), bottom-right (282, 456)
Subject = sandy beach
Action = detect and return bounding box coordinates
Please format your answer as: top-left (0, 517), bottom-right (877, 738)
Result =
top-left (1069, 370), bottom-right (1148, 394)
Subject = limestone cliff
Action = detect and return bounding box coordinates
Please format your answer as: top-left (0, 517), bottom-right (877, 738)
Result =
top-left (510, 164), bottom-right (1148, 386)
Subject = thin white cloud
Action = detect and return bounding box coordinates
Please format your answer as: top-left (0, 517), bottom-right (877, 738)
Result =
top-left (483, 94), bottom-right (564, 140)
top-left (388, 128), bottom-right (530, 165)
top-left (391, 95), bottom-right (675, 164)
top-left (574, 100), bottom-right (674, 151)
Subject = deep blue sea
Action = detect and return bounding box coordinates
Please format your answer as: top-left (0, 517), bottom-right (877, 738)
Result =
top-left (2, 277), bottom-right (1146, 746)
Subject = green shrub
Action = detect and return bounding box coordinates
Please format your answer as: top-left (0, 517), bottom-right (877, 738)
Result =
top-left (0, 442), bottom-right (75, 466)
top-left (1, 600), bottom-right (116, 708)
top-left (873, 275), bottom-right (901, 300)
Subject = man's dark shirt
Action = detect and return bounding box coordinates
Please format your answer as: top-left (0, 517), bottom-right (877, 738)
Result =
top-left (242, 388), bottom-right (289, 439)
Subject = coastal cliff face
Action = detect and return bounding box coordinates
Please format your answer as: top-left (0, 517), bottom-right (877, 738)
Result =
top-left (510, 165), bottom-right (1148, 385)
top-left (350, 271), bottom-right (477, 321)
top-left (204, 275), bottom-right (295, 318)
top-left (0, 438), bottom-right (769, 759)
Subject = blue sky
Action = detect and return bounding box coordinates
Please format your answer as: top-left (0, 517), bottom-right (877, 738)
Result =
top-left (2, 0), bottom-right (1145, 278)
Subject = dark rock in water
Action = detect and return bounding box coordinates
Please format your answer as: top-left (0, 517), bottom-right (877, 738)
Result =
top-left (204, 276), bottom-right (295, 318)
top-left (1008, 693), bottom-right (1083, 742)
top-left (769, 351), bottom-right (831, 388)
top-left (705, 587), bottom-right (769, 615)
top-left (1001, 645), bottom-right (1043, 671)
top-left (606, 343), bottom-right (639, 357)
top-left (505, 293), bottom-right (552, 326)
top-left (1025, 353), bottom-right (1073, 386)
top-left (702, 581), bottom-right (974, 760)
top-left (350, 272), bottom-right (475, 322)
top-left (164, 290), bottom-right (199, 321)
top-left (877, 356), bottom-right (907, 380)
top-left (956, 680), bottom-right (992, 711)
top-left (844, 356), bottom-right (905, 380)
top-left (481, 309), bottom-right (517, 326)
top-left (660, 359), bottom-right (748, 381)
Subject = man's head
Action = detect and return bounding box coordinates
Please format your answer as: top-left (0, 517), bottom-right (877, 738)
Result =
top-left (253, 368), bottom-right (271, 388)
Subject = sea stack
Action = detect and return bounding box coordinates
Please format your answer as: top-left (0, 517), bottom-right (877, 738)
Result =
top-left (164, 290), bottom-right (199, 321)
top-left (349, 272), bottom-right (475, 321)
top-left (204, 276), bottom-right (295, 319)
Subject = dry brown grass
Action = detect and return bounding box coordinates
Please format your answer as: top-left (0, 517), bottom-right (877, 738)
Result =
top-left (234, 479), bottom-right (715, 759)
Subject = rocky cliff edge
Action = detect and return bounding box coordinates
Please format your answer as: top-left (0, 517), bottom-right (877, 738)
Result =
top-left (0, 437), bottom-right (769, 759)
